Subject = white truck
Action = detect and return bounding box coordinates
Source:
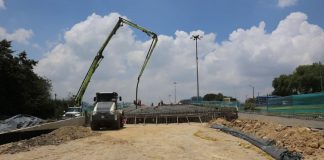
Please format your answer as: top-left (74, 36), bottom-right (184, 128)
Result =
top-left (62, 107), bottom-right (81, 119)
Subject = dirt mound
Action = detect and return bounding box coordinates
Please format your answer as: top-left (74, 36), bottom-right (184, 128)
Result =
top-left (211, 118), bottom-right (324, 159)
top-left (0, 126), bottom-right (97, 154)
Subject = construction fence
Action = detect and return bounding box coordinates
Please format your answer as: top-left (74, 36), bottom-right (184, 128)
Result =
top-left (245, 92), bottom-right (324, 119)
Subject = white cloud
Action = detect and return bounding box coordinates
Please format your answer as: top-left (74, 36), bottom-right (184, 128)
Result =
top-left (0, 27), bottom-right (33, 44)
top-left (277, 0), bottom-right (298, 8)
top-left (0, 0), bottom-right (5, 10)
top-left (35, 12), bottom-right (324, 104)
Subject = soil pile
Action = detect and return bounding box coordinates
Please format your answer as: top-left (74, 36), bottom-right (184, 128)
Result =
top-left (0, 126), bottom-right (97, 154)
top-left (211, 118), bottom-right (324, 159)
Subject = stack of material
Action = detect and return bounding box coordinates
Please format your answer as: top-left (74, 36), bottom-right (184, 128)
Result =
top-left (0, 114), bottom-right (44, 133)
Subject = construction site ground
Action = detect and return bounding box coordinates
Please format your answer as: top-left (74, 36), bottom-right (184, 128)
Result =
top-left (0, 123), bottom-right (273, 160)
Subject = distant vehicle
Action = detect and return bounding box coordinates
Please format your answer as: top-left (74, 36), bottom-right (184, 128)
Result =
top-left (223, 97), bottom-right (237, 102)
top-left (62, 107), bottom-right (81, 119)
top-left (223, 98), bottom-right (231, 102)
top-left (90, 92), bottom-right (124, 130)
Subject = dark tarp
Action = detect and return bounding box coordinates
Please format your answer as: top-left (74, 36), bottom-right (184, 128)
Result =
top-left (211, 124), bottom-right (303, 160)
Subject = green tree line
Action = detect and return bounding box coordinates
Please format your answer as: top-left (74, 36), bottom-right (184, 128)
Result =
top-left (272, 62), bottom-right (324, 96)
top-left (203, 93), bottom-right (237, 101)
top-left (180, 93), bottom-right (237, 103)
top-left (0, 40), bottom-right (72, 119)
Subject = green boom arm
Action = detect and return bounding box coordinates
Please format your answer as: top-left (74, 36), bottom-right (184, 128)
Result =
top-left (74, 17), bottom-right (158, 108)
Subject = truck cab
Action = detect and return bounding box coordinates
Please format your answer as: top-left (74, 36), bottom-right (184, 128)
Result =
top-left (90, 92), bottom-right (124, 130)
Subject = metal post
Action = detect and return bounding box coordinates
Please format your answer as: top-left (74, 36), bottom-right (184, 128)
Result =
top-left (191, 35), bottom-right (202, 102)
top-left (266, 94), bottom-right (269, 111)
top-left (196, 39), bottom-right (199, 102)
top-left (144, 116), bottom-right (146, 125)
top-left (320, 70), bottom-right (323, 92)
top-left (249, 85), bottom-right (255, 99)
top-left (198, 115), bottom-right (202, 124)
top-left (253, 87), bottom-right (255, 99)
top-left (174, 82), bottom-right (177, 104)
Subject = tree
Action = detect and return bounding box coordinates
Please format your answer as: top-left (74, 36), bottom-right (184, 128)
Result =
top-left (244, 98), bottom-right (256, 110)
top-left (203, 93), bottom-right (224, 101)
top-left (272, 62), bottom-right (324, 96)
top-left (0, 40), bottom-right (53, 118)
top-left (272, 75), bottom-right (294, 96)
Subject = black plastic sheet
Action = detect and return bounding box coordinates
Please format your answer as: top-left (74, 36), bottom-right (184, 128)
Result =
top-left (211, 124), bottom-right (303, 160)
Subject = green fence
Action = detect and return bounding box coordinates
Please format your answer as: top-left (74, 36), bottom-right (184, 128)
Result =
top-left (192, 101), bottom-right (239, 108)
top-left (255, 92), bottom-right (324, 115)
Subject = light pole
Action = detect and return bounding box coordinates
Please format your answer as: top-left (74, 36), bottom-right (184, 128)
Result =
top-left (249, 85), bottom-right (255, 99)
top-left (318, 61), bottom-right (323, 92)
top-left (320, 70), bottom-right (323, 92)
top-left (174, 82), bottom-right (177, 104)
top-left (191, 34), bottom-right (202, 102)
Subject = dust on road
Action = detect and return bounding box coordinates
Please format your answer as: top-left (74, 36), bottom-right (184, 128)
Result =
top-left (0, 123), bottom-right (272, 160)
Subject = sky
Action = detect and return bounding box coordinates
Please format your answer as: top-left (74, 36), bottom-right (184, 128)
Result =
top-left (1, 0), bottom-right (324, 104)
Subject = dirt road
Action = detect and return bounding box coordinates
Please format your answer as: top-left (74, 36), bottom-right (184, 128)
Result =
top-left (0, 123), bottom-right (272, 160)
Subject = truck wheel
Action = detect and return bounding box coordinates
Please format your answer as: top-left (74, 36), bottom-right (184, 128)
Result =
top-left (120, 116), bottom-right (124, 128)
top-left (120, 120), bottom-right (124, 128)
top-left (113, 116), bottom-right (121, 130)
top-left (91, 122), bottom-right (98, 130)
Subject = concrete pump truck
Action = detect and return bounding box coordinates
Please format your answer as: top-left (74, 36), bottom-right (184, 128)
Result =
top-left (70, 17), bottom-right (158, 130)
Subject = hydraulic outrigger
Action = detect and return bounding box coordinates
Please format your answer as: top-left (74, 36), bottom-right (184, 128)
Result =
top-left (74, 17), bottom-right (158, 110)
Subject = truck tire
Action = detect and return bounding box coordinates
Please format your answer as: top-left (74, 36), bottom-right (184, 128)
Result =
top-left (90, 122), bottom-right (99, 130)
top-left (120, 119), bottom-right (124, 128)
top-left (113, 116), bottom-right (121, 130)
top-left (120, 115), bottom-right (124, 128)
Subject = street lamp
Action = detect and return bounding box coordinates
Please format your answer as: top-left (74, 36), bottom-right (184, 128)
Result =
top-left (249, 85), bottom-right (255, 99)
top-left (191, 34), bottom-right (202, 102)
top-left (321, 70), bottom-right (323, 92)
top-left (174, 82), bottom-right (177, 104)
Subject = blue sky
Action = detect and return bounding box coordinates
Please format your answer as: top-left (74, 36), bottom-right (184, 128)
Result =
top-left (1, 0), bottom-right (323, 59)
top-left (1, 0), bottom-right (324, 103)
